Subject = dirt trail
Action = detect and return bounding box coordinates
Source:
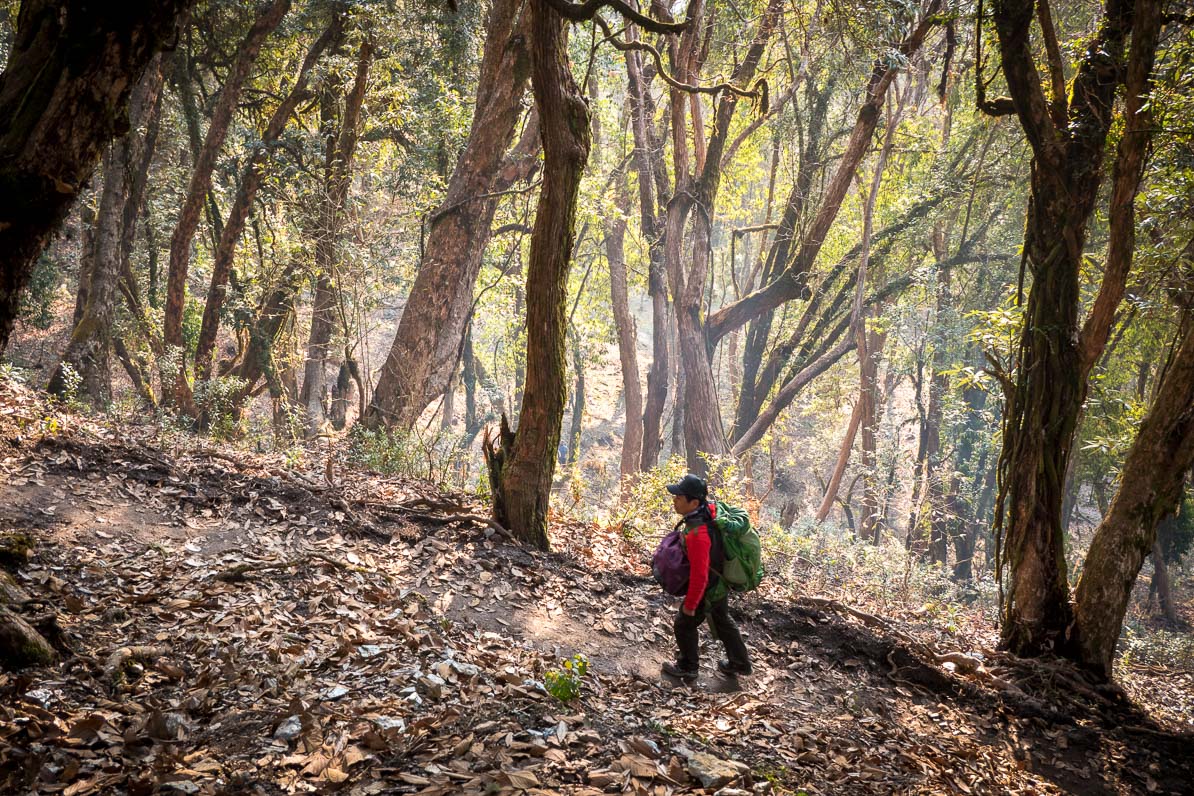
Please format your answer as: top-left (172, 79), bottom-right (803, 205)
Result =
top-left (1, 403), bottom-right (1193, 794)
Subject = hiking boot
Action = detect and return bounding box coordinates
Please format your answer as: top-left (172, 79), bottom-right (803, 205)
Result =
top-left (662, 661), bottom-right (699, 680)
top-left (717, 658), bottom-right (753, 677)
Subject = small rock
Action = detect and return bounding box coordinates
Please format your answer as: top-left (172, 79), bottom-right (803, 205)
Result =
top-left (323, 684), bottom-right (350, 701)
top-left (715, 789), bottom-right (752, 796)
top-left (677, 746), bottom-right (747, 790)
top-left (157, 781), bottom-right (200, 794)
top-left (419, 673), bottom-right (446, 700)
top-left (273, 715), bottom-right (303, 742)
top-left (374, 716), bottom-right (405, 733)
top-left (448, 659), bottom-right (480, 678)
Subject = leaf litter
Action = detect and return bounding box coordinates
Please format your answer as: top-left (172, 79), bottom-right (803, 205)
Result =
top-left (1, 378), bottom-right (1192, 795)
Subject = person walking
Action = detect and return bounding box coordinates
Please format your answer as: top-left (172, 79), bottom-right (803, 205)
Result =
top-left (660, 474), bottom-right (752, 681)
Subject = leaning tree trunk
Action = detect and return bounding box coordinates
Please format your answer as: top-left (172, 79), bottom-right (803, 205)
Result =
top-left (484, 0), bottom-right (591, 549)
top-left (193, 18), bottom-right (341, 382)
top-left (161, 0), bottom-right (290, 404)
top-left (1071, 315), bottom-right (1194, 679)
top-left (365, 0), bottom-right (533, 431)
top-left (48, 55), bottom-right (166, 405)
top-left (0, 0), bottom-right (192, 354)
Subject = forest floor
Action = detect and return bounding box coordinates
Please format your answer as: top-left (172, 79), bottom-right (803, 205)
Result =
top-left (1, 376), bottom-right (1193, 796)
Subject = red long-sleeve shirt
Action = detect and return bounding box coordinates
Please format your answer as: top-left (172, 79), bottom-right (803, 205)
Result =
top-left (683, 523), bottom-right (712, 612)
top-left (682, 502), bottom-right (718, 612)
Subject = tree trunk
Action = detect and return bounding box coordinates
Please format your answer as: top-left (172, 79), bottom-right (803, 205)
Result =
top-left (1150, 539), bottom-right (1178, 624)
top-left (704, 2), bottom-right (942, 346)
top-left (669, 0), bottom-right (782, 475)
top-left (161, 0), bottom-right (289, 400)
top-left (231, 258), bottom-right (303, 419)
top-left (484, 0), bottom-right (591, 549)
top-left (1071, 316), bottom-right (1194, 678)
top-left (606, 175), bottom-right (644, 490)
top-left (950, 381), bottom-right (989, 579)
top-left (622, 36), bottom-right (670, 471)
top-left (193, 18), bottom-right (341, 382)
top-left (48, 55), bottom-right (166, 405)
top-left (463, 326), bottom-right (479, 436)
top-left (0, 0), bottom-right (191, 354)
top-left (991, 0), bottom-right (1151, 657)
top-left (732, 82), bottom-right (834, 440)
top-left (815, 400), bottom-right (865, 524)
top-left (858, 329), bottom-right (886, 542)
top-left (300, 37), bottom-right (374, 434)
top-left (565, 333), bottom-right (585, 466)
top-left (925, 234), bottom-right (951, 564)
top-left (366, 0), bottom-right (534, 430)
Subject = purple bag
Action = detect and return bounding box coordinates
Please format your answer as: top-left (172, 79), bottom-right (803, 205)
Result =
top-left (652, 528), bottom-right (690, 596)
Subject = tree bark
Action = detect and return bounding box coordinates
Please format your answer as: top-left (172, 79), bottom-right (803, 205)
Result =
top-left (991, 0), bottom-right (1147, 657)
top-left (1150, 539), bottom-right (1178, 624)
top-left (815, 400), bottom-right (865, 523)
top-left (300, 37), bottom-right (374, 434)
top-left (193, 17), bottom-right (341, 382)
top-left (484, 0), bottom-right (591, 549)
top-left (366, 0), bottom-right (534, 430)
top-left (0, 0), bottom-right (192, 354)
top-left (1071, 315), bottom-right (1194, 678)
top-left (565, 332), bottom-right (585, 466)
top-left (48, 55), bottom-right (166, 405)
top-left (733, 81), bottom-right (834, 440)
top-left (669, 0), bottom-right (783, 475)
top-left (161, 0), bottom-right (289, 397)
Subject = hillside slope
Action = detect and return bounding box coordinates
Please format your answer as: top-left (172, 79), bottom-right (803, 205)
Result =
top-left (1, 378), bottom-right (1191, 795)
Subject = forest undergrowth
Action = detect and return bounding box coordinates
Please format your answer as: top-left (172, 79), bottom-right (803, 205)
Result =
top-left (1, 374), bottom-right (1192, 796)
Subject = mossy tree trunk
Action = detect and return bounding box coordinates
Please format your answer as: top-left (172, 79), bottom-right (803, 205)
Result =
top-left (988, 0), bottom-right (1158, 657)
top-left (0, 0), bottom-right (192, 355)
top-left (48, 54), bottom-right (166, 406)
top-left (484, 0), bottom-right (591, 550)
top-left (1072, 315), bottom-right (1194, 678)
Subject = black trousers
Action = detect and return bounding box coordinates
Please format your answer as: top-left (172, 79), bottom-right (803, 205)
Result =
top-left (674, 595), bottom-right (750, 669)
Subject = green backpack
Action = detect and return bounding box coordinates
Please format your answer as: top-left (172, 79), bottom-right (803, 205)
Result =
top-left (712, 502), bottom-right (764, 592)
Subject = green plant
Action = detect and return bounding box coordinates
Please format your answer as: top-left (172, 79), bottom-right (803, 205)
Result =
top-left (347, 424), bottom-right (474, 490)
top-left (51, 364), bottom-right (88, 412)
top-left (543, 654), bottom-right (588, 702)
top-left (193, 375), bottom-right (248, 440)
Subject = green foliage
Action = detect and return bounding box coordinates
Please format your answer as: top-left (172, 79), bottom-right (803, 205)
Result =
top-left (611, 455), bottom-right (755, 541)
top-left (193, 376), bottom-right (249, 440)
top-left (347, 425), bottom-right (473, 490)
top-left (18, 252), bottom-right (60, 330)
top-left (542, 654), bottom-right (588, 702)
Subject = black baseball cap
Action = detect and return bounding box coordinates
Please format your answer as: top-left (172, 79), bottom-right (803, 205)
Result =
top-left (666, 474), bottom-right (708, 501)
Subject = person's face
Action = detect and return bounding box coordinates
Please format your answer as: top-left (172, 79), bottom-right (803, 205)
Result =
top-left (673, 494), bottom-right (701, 515)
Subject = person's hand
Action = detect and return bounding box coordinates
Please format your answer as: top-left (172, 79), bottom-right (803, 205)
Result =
top-left (682, 605), bottom-right (695, 617)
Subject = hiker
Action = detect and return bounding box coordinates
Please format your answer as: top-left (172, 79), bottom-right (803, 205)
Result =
top-left (661, 474), bottom-right (752, 681)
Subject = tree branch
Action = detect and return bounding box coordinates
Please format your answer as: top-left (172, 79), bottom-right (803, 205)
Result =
top-left (541, 0), bottom-right (691, 33)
